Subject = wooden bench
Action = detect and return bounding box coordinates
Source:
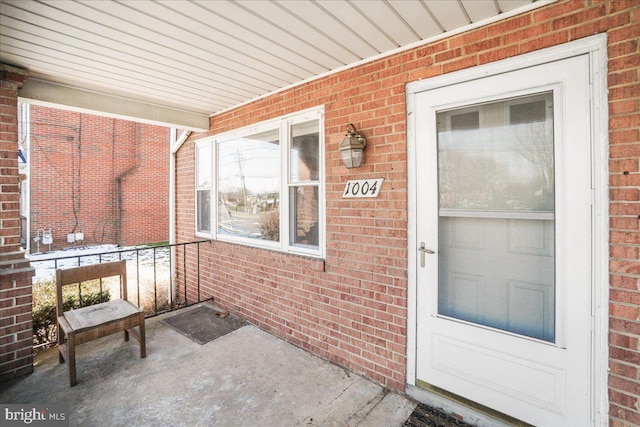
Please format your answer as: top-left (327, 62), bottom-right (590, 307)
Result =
top-left (56, 260), bottom-right (146, 386)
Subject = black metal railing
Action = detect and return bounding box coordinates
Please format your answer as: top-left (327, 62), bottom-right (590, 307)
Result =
top-left (30, 240), bottom-right (212, 348)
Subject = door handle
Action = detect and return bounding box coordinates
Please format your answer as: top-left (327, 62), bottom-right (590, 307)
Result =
top-left (419, 242), bottom-right (435, 267)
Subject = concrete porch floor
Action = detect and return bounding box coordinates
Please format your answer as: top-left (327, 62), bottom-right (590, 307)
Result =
top-left (0, 305), bottom-right (417, 426)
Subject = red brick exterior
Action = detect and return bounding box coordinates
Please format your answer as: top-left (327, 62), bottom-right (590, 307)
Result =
top-left (0, 65), bottom-right (34, 382)
top-left (175, 1), bottom-right (640, 425)
top-left (28, 105), bottom-right (170, 251)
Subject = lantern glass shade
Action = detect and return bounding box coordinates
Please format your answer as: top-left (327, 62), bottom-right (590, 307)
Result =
top-left (341, 146), bottom-right (364, 168)
top-left (340, 135), bottom-right (366, 168)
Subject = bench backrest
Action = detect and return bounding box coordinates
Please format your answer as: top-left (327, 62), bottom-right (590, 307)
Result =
top-left (55, 260), bottom-right (128, 318)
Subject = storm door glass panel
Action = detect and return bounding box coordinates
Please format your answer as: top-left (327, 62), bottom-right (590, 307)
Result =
top-left (437, 92), bottom-right (556, 342)
top-left (217, 129), bottom-right (280, 240)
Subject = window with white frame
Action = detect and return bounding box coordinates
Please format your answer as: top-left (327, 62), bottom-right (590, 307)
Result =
top-left (195, 108), bottom-right (324, 257)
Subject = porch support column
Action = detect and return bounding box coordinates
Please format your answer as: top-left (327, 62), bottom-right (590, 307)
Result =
top-left (0, 64), bottom-right (34, 382)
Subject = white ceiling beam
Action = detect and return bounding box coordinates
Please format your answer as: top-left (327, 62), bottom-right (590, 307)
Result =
top-left (18, 79), bottom-right (209, 132)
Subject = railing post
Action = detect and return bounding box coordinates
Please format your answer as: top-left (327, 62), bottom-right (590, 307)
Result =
top-left (183, 244), bottom-right (187, 305)
top-left (153, 248), bottom-right (157, 315)
top-left (136, 249), bottom-right (140, 306)
top-left (169, 245), bottom-right (174, 309)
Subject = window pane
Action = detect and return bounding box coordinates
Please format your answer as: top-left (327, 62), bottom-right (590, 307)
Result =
top-left (217, 129), bottom-right (280, 240)
top-left (197, 190), bottom-right (211, 233)
top-left (197, 143), bottom-right (211, 187)
top-left (290, 121), bottom-right (319, 182)
top-left (510, 100), bottom-right (546, 124)
top-left (437, 92), bottom-right (554, 212)
top-left (196, 142), bottom-right (211, 234)
top-left (290, 186), bottom-right (319, 247)
top-left (451, 111), bottom-right (479, 130)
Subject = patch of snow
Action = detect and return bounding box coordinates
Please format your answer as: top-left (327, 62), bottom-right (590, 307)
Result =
top-left (29, 244), bottom-right (170, 283)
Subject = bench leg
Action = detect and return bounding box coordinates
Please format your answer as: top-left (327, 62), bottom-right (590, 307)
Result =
top-left (124, 330), bottom-right (130, 341)
top-left (67, 333), bottom-right (77, 386)
top-left (57, 326), bottom-right (65, 364)
top-left (139, 313), bottom-right (146, 358)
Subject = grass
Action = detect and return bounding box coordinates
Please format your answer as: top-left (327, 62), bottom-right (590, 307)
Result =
top-left (32, 278), bottom-right (110, 346)
top-left (124, 263), bottom-right (172, 314)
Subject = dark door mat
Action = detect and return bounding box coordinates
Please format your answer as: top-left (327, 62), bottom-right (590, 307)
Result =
top-left (161, 304), bottom-right (247, 345)
top-left (403, 403), bottom-right (473, 427)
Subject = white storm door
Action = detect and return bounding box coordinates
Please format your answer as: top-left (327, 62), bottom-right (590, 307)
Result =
top-left (415, 54), bottom-right (593, 426)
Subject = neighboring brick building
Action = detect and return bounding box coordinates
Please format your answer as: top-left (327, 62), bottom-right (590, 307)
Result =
top-left (26, 105), bottom-right (170, 252)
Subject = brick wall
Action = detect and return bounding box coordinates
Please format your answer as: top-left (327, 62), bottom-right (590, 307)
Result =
top-left (605, 1), bottom-right (640, 425)
top-left (0, 65), bottom-right (34, 382)
top-left (29, 105), bottom-right (170, 251)
top-left (174, 1), bottom-right (639, 423)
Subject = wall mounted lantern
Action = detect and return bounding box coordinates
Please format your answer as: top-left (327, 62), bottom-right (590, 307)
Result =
top-left (339, 123), bottom-right (367, 169)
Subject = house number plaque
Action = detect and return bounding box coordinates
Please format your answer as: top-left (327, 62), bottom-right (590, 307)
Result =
top-left (342, 178), bottom-right (384, 198)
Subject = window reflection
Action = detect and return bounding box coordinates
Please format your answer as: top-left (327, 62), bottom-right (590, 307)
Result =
top-left (289, 120), bottom-right (320, 249)
top-left (217, 129), bottom-right (280, 240)
top-left (290, 186), bottom-right (319, 247)
top-left (290, 122), bottom-right (319, 182)
top-left (196, 142), bottom-right (212, 234)
top-left (197, 190), bottom-right (210, 233)
top-left (437, 93), bottom-right (554, 212)
top-left (197, 144), bottom-right (211, 187)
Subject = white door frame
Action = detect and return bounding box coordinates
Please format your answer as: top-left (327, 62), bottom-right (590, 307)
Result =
top-left (406, 34), bottom-right (609, 425)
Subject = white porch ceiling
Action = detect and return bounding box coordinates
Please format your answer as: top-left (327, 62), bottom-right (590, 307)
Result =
top-left (0, 0), bottom-right (540, 130)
